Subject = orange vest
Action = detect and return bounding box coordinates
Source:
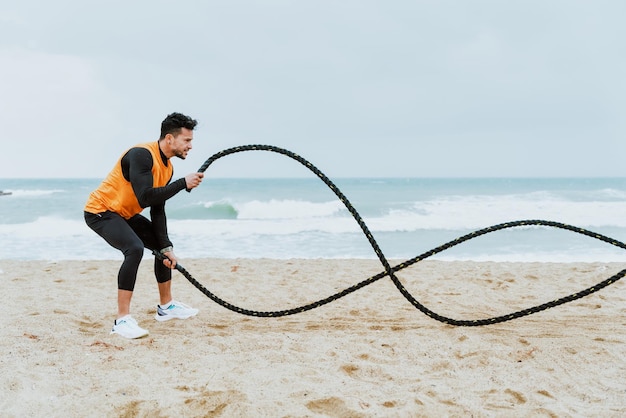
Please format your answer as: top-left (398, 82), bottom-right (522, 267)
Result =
top-left (84, 142), bottom-right (173, 219)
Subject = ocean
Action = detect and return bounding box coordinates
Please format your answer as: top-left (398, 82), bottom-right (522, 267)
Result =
top-left (2, 177), bottom-right (626, 262)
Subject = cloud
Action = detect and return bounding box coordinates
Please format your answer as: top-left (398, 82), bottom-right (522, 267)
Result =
top-left (1, 1), bottom-right (625, 178)
top-left (0, 47), bottom-right (120, 177)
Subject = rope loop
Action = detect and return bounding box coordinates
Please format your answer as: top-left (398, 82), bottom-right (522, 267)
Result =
top-left (162, 145), bottom-right (626, 326)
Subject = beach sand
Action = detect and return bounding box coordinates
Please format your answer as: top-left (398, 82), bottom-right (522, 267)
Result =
top-left (2, 258), bottom-right (625, 417)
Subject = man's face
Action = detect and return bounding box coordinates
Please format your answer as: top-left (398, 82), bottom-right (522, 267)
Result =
top-left (169, 127), bottom-right (194, 160)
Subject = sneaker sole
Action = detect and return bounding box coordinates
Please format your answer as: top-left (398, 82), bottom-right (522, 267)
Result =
top-left (154, 312), bottom-right (198, 322)
top-left (110, 329), bottom-right (149, 339)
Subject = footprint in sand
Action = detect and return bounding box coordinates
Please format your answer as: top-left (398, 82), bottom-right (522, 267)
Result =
top-left (306, 396), bottom-right (367, 418)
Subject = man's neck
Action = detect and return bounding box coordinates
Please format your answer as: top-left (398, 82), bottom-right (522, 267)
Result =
top-left (157, 140), bottom-right (170, 164)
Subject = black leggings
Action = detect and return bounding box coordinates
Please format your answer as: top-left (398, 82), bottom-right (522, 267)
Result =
top-left (84, 211), bottom-right (171, 291)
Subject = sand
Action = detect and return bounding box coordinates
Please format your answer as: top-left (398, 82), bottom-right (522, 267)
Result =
top-left (2, 258), bottom-right (625, 417)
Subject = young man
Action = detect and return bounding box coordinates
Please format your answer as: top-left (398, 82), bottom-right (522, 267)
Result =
top-left (84, 112), bottom-right (205, 339)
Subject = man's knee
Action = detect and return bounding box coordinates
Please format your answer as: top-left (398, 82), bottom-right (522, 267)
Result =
top-left (123, 241), bottom-right (145, 259)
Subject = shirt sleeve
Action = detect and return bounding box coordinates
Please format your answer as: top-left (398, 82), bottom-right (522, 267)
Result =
top-left (150, 203), bottom-right (172, 250)
top-left (122, 147), bottom-right (187, 208)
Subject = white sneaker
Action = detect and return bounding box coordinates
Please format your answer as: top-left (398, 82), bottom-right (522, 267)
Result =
top-left (110, 315), bottom-right (149, 339)
top-left (154, 300), bottom-right (199, 322)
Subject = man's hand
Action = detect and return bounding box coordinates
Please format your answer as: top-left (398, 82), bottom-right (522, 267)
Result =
top-left (185, 172), bottom-right (204, 190)
top-left (162, 250), bottom-right (178, 269)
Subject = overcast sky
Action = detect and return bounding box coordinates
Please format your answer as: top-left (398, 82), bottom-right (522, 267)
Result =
top-left (1, 1), bottom-right (625, 178)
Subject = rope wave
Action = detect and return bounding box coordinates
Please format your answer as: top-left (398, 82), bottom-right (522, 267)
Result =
top-left (164, 145), bottom-right (626, 326)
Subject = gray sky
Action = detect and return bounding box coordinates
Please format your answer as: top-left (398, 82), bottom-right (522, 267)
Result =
top-left (1, 0), bottom-right (625, 178)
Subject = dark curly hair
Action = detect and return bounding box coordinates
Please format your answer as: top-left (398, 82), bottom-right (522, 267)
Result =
top-left (159, 112), bottom-right (198, 139)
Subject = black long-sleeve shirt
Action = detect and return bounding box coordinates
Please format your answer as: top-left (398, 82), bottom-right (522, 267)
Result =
top-left (121, 146), bottom-right (187, 249)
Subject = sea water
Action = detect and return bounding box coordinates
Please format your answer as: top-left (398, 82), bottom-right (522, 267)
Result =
top-left (1, 177), bottom-right (626, 262)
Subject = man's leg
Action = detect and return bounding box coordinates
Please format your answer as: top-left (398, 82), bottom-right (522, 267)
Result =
top-left (124, 214), bottom-right (198, 321)
top-left (157, 280), bottom-right (172, 306)
top-left (118, 289), bottom-right (134, 318)
top-left (154, 256), bottom-right (198, 321)
top-left (126, 214), bottom-right (175, 306)
top-left (85, 211), bottom-right (144, 318)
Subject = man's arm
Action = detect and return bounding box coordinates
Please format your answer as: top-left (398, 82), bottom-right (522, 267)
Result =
top-left (122, 148), bottom-right (187, 208)
top-left (122, 147), bottom-right (184, 251)
top-left (150, 203), bottom-right (172, 251)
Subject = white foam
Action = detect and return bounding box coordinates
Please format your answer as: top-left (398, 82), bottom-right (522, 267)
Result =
top-left (234, 199), bottom-right (344, 220)
top-left (399, 196), bottom-right (626, 230)
top-left (2, 189), bottom-right (64, 197)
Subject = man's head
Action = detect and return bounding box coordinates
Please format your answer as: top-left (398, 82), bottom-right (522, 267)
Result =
top-left (160, 112), bottom-right (198, 139)
top-left (159, 112), bottom-right (198, 160)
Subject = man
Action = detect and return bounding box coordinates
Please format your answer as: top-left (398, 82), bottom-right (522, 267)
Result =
top-left (84, 112), bottom-right (204, 339)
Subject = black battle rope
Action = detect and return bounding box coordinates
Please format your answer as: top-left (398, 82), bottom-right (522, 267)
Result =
top-left (160, 144), bottom-right (626, 326)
